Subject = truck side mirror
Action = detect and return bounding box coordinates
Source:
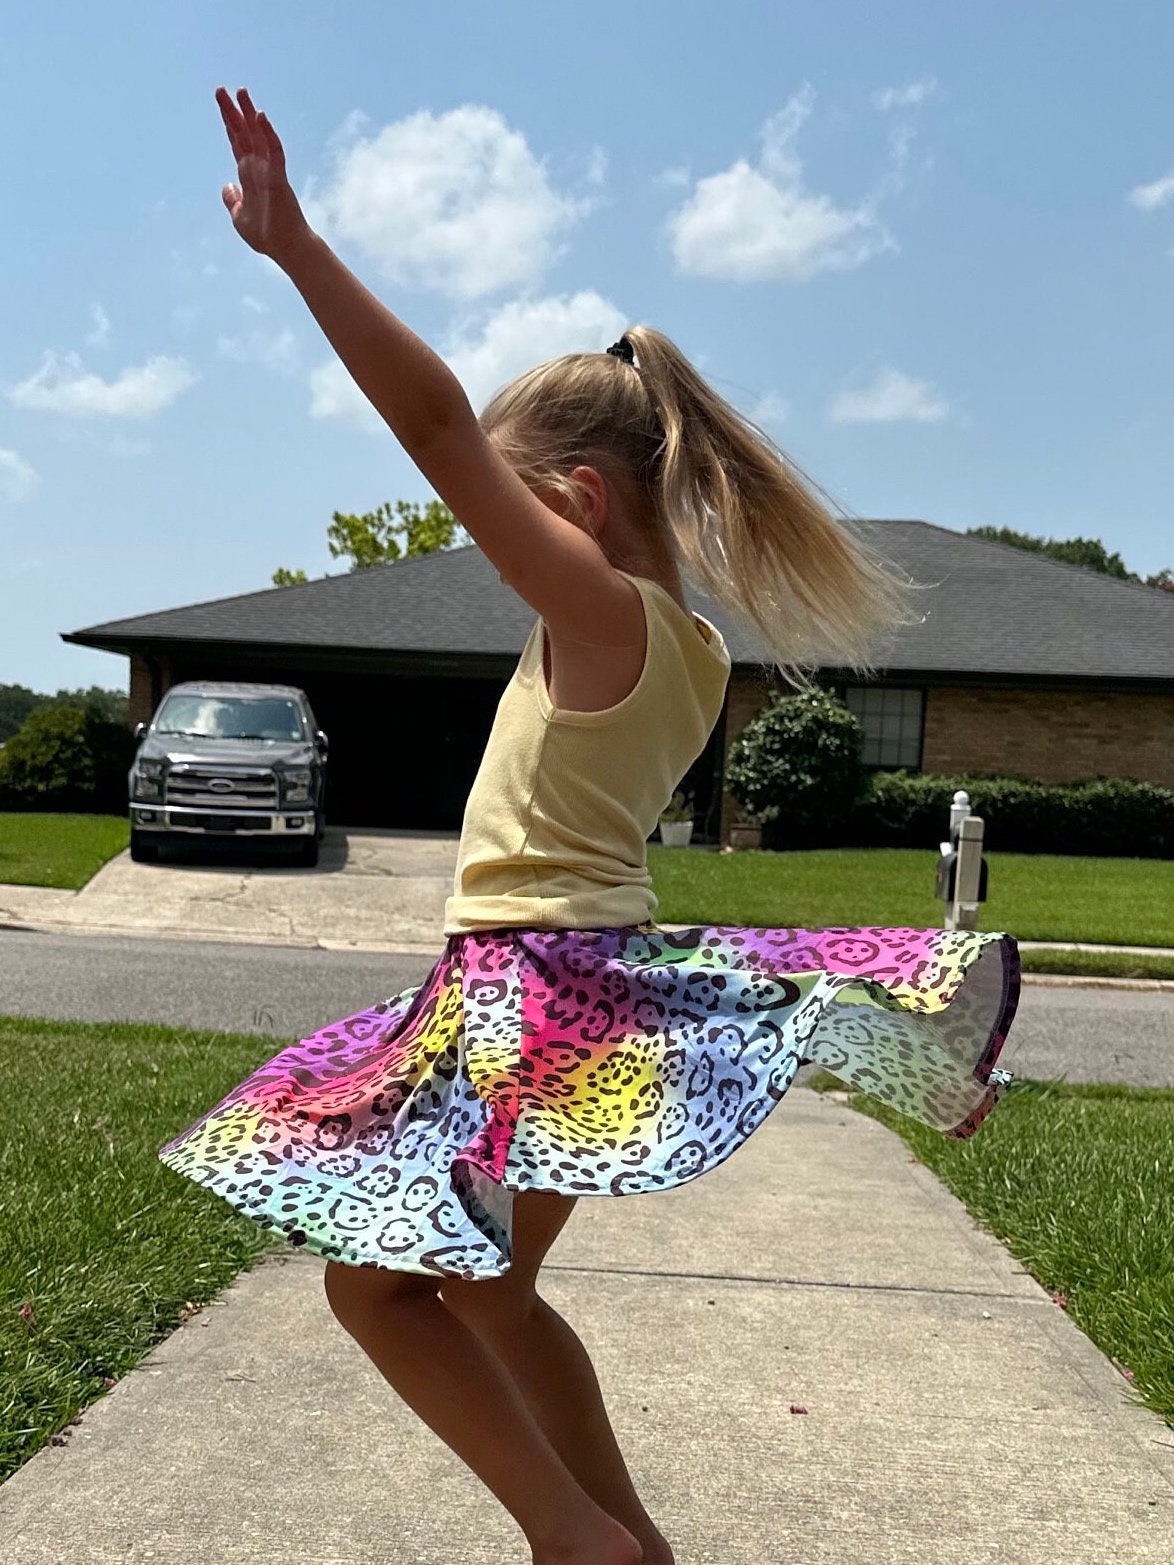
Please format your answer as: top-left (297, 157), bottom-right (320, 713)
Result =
top-left (315, 730), bottom-right (329, 753)
top-left (134, 722), bottom-right (147, 740)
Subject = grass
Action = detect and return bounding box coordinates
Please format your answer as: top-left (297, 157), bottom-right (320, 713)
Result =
top-left (649, 846), bottom-right (1174, 949)
top-left (807, 1074), bottom-right (1174, 1428)
top-left (0, 1016), bottom-right (280, 1480)
top-left (0, 813), bottom-right (129, 890)
top-left (1019, 949), bottom-right (1174, 982)
top-left (5, 1013), bottom-right (1173, 1484)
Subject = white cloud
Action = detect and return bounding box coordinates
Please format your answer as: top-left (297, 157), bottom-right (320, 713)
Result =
top-left (743, 391), bottom-right (790, 428)
top-left (657, 165), bottom-right (691, 190)
top-left (444, 291), bottom-right (628, 411)
top-left (85, 304), bottom-right (111, 348)
top-left (668, 86), bottom-right (894, 282)
top-left (9, 352), bottom-right (197, 419)
top-left (873, 78), bottom-right (940, 111)
top-left (828, 367), bottom-right (949, 424)
top-left (1129, 172), bottom-right (1174, 212)
top-left (0, 448), bottom-right (37, 501)
top-left (217, 327), bottom-right (300, 375)
top-left (305, 105), bottom-right (586, 300)
top-left (242, 294), bottom-right (268, 315)
top-left (308, 357), bottom-right (385, 435)
top-left (307, 291), bottom-right (628, 431)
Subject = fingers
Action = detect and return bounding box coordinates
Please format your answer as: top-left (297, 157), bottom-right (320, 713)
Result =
top-left (256, 110), bottom-right (287, 172)
top-left (237, 86), bottom-right (261, 133)
top-left (215, 85), bottom-right (269, 162)
top-left (215, 85), bottom-right (249, 160)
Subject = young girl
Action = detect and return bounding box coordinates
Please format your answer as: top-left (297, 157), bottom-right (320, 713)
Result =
top-left (159, 88), bottom-right (1019, 1565)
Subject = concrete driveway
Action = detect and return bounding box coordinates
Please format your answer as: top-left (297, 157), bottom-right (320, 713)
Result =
top-left (0, 829), bottom-right (458, 954)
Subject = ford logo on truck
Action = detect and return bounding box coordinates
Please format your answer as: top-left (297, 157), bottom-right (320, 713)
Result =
top-left (209, 779), bottom-right (235, 793)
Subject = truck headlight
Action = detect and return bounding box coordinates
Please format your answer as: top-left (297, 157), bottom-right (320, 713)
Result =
top-left (282, 768), bottom-right (312, 804)
top-left (132, 760), bottom-right (164, 801)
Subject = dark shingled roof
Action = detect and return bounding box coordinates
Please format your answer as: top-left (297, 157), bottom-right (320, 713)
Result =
top-left (66, 520), bottom-right (1174, 685)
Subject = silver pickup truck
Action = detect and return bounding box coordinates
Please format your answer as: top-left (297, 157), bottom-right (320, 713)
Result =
top-left (128, 681), bottom-right (328, 866)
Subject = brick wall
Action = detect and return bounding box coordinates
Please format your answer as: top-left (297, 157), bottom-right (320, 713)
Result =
top-left (718, 669), bottom-right (780, 839)
top-left (922, 685), bottom-right (1174, 786)
top-left (715, 675), bottom-right (1174, 841)
top-left (128, 653), bottom-right (174, 729)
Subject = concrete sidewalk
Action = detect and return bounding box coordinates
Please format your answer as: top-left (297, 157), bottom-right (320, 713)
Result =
top-left (0, 830), bottom-right (457, 955)
top-left (2, 1092), bottom-right (1170, 1564)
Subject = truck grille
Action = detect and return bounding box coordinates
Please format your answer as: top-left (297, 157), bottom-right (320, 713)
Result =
top-left (165, 766), bottom-right (278, 810)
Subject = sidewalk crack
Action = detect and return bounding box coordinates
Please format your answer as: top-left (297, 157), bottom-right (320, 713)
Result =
top-left (546, 1261), bottom-right (1031, 1302)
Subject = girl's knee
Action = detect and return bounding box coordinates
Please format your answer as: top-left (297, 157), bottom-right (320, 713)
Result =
top-left (323, 1258), bottom-right (437, 1324)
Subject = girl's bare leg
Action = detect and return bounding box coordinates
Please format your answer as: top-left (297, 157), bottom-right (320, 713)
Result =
top-left (442, 1192), bottom-right (675, 1565)
top-left (323, 1248), bottom-right (638, 1565)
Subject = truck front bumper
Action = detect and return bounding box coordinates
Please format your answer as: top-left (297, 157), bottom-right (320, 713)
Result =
top-left (130, 805), bottom-right (317, 836)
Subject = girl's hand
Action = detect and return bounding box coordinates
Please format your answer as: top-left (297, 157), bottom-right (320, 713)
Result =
top-left (216, 87), bottom-right (309, 263)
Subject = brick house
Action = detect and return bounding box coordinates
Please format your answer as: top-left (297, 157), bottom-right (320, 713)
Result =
top-left (66, 521), bottom-right (1174, 839)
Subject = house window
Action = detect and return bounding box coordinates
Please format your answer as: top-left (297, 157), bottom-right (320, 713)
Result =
top-left (843, 686), bottom-right (924, 769)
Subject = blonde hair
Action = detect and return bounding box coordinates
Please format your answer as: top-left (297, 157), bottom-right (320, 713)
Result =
top-left (480, 325), bottom-right (916, 681)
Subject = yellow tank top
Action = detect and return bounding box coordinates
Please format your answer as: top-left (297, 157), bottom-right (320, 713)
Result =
top-left (443, 571), bottom-right (731, 933)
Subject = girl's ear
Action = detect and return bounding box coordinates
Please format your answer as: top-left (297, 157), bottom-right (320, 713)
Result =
top-left (568, 465), bottom-right (609, 539)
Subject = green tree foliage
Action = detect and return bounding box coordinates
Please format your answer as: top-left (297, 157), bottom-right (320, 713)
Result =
top-left (726, 689), bottom-right (868, 848)
top-left (968, 526), bottom-right (1172, 588)
top-left (0, 703), bottom-right (137, 813)
top-left (0, 683), bottom-right (128, 743)
top-left (0, 683), bottom-right (42, 744)
top-left (49, 686), bottom-right (129, 725)
top-left (273, 499), bottom-right (460, 583)
top-left (327, 498), bottom-right (460, 569)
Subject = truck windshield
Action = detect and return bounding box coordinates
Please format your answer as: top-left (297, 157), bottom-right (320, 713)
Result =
top-left (155, 695), bottom-right (307, 742)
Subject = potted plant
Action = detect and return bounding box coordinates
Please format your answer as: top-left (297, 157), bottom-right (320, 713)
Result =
top-left (727, 812), bottom-right (763, 851)
top-left (658, 789), bottom-right (695, 847)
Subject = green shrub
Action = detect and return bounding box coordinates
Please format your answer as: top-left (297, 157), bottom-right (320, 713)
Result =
top-left (0, 704), bottom-right (136, 814)
top-left (726, 690), bottom-right (868, 848)
top-left (848, 771), bottom-right (1174, 858)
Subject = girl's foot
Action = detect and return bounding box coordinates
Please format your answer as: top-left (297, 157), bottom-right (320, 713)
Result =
top-left (531, 1513), bottom-right (643, 1565)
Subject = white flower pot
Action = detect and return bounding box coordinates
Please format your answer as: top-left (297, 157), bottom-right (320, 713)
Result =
top-left (658, 820), bottom-right (694, 847)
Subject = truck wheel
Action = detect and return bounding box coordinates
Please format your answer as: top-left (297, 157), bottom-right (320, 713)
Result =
top-left (130, 830), bottom-right (159, 863)
top-left (295, 836), bottom-right (320, 868)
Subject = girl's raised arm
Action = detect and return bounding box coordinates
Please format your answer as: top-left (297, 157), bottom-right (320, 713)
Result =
top-left (216, 88), bottom-right (638, 644)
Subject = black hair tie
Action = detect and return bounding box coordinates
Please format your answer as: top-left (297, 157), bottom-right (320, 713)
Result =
top-left (605, 336), bottom-right (636, 366)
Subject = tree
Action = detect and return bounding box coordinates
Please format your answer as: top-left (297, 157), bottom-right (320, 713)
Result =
top-left (272, 499), bottom-right (461, 584)
top-left (49, 685), bottom-right (129, 726)
top-left (0, 702), bottom-right (136, 812)
top-left (968, 526), bottom-right (1171, 588)
top-left (0, 683), bottom-right (43, 744)
top-left (0, 683), bottom-right (128, 742)
top-left (725, 689), bottom-right (868, 849)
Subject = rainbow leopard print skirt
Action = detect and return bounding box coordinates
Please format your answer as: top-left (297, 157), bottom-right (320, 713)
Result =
top-left (158, 923), bottom-right (1019, 1279)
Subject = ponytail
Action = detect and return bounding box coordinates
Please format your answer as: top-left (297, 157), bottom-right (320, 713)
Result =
top-left (481, 326), bottom-right (917, 681)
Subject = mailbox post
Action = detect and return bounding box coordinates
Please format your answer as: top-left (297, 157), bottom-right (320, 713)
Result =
top-left (934, 790), bottom-right (988, 931)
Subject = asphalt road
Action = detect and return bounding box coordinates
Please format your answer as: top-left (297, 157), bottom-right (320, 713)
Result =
top-left (2, 927), bottom-right (1172, 1085)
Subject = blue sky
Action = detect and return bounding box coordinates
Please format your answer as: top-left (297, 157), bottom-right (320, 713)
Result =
top-left (4, 0), bottom-right (1173, 692)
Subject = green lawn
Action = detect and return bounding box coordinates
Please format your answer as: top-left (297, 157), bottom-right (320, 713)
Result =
top-left (1019, 949), bottom-right (1174, 982)
top-left (4, 1015), bottom-right (1171, 1484)
top-left (835, 1079), bottom-right (1174, 1429)
top-left (649, 846), bottom-right (1174, 948)
top-left (0, 813), bottom-right (129, 890)
top-left (0, 1016), bottom-right (279, 1480)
